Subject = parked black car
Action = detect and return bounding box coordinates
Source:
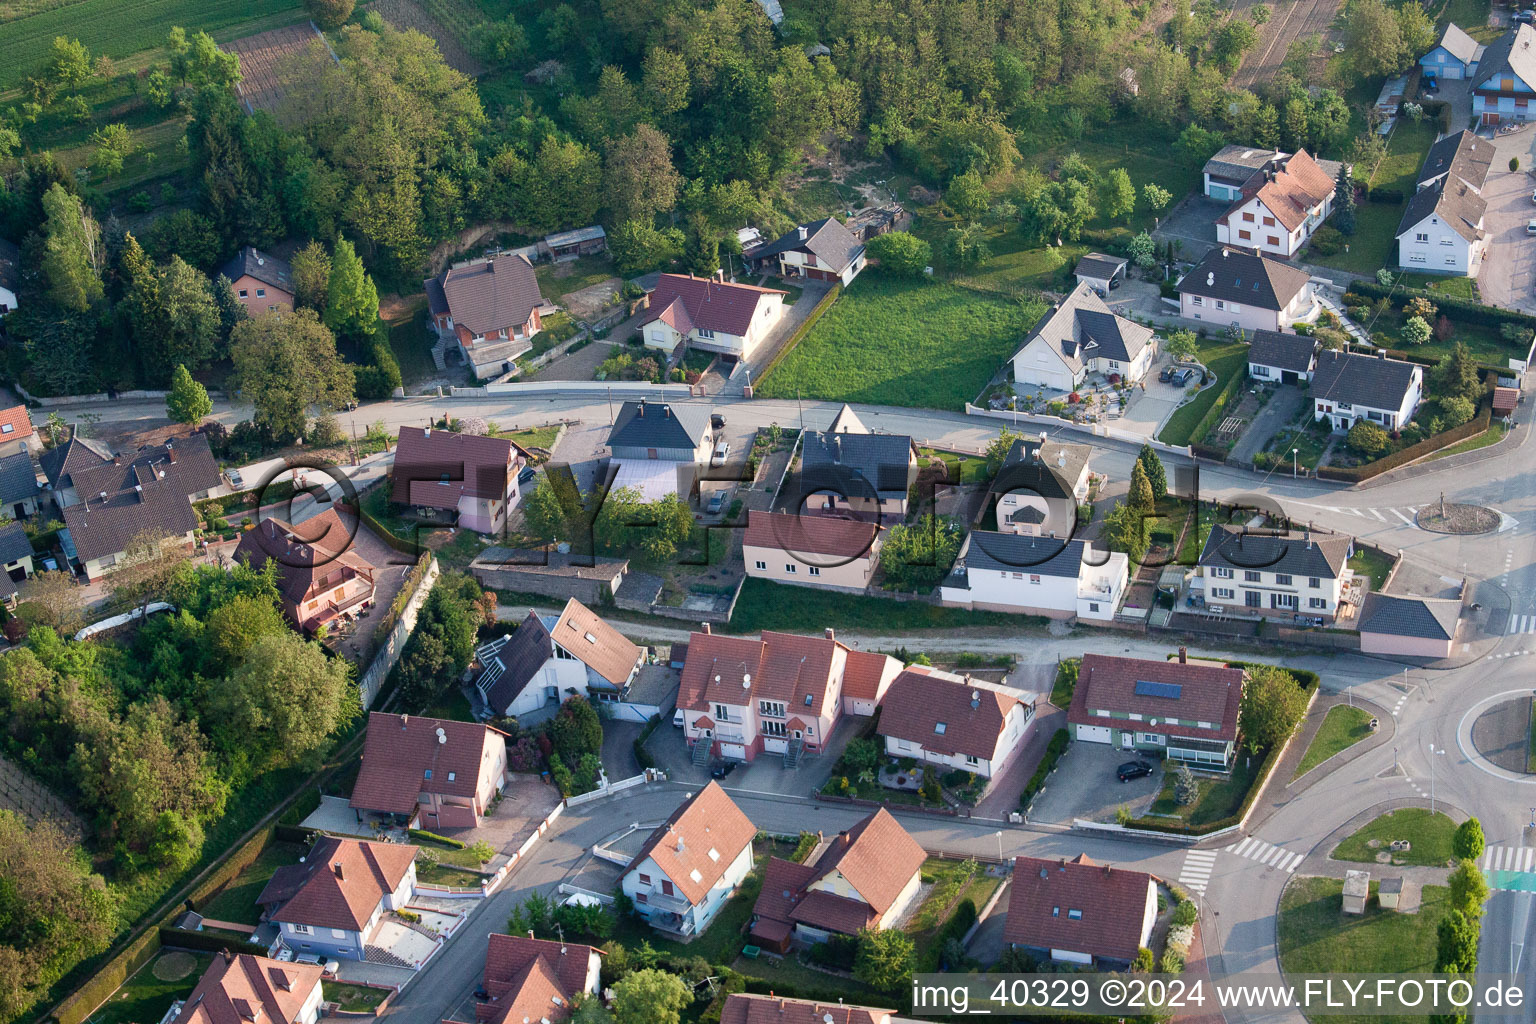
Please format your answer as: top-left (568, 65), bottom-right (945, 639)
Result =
top-left (1159, 366), bottom-right (1175, 383)
top-left (711, 413), bottom-right (726, 429)
top-left (518, 466), bottom-right (537, 485)
top-left (1116, 760), bottom-right (1154, 782)
top-left (710, 759), bottom-right (738, 779)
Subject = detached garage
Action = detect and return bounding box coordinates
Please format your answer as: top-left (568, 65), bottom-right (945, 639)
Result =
top-left (1358, 593), bottom-right (1461, 659)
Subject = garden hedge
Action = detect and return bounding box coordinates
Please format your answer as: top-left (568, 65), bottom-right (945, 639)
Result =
top-left (1128, 741), bottom-right (1285, 836)
top-left (756, 283), bottom-right (841, 383)
top-left (158, 927), bottom-right (266, 956)
top-left (408, 828), bottom-right (466, 848)
top-left (1020, 728), bottom-right (1070, 809)
top-left (1317, 396), bottom-right (1491, 482)
top-left (51, 928), bottom-right (163, 1024)
top-left (1348, 279), bottom-right (1536, 334)
top-left (1187, 361), bottom-right (1250, 448)
top-left (352, 492), bottom-right (421, 555)
top-left (187, 827), bottom-right (277, 912)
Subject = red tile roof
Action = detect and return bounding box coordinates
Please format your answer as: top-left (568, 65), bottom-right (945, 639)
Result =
top-left (877, 670), bottom-right (1024, 760)
top-left (640, 274), bottom-right (786, 338)
top-left (478, 933), bottom-right (600, 1024)
top-left (170, 953), bottom-right (323, 1024)
top-left (1067, 654), bottom-right (1243, 743)
top-left (720, 994), bottom-right (891, 1024)
top-left (234, 506), bottom-right (376, 609)
top-left (0, 406), bottom-right (34, 443)
top-left (1238, 149), bottom-right (1335, 233)
top-left (626, 781), bottom-right (756, 904)
top-left (790, 890), bottom-right (879, 934)
top-left (841, 649), bottom-right (898, 704)
top-left (678, 630), bottom-right (848, 718)
top-left (350, 712), bottom-right (508, 816)
top-left (391, 426), bottom-right (523, 508)
top-left (550, 598), bottom-right (642, 687)
top-left (1495, 386), bottom-right (1519, 413)
top-left (257, 837), bottom-right (417, 931)
top-left (743, 511), bottom-right (883, 560)
top-left (1004, 854), bottom-right (1154, 961)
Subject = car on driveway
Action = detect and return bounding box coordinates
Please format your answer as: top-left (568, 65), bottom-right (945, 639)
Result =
top-left (1116, 760), bottom-right (1154, 782)
top-left (226, 468), bottom-right (244, 489)
top-left (706, 490), bottom-right (726, 515)
top-left (1159, 366), bottom-right (1175, 382)
top-left (518, 466), bottom-right (537, 486)
top-left (1527, 220), bottom-right (1536, 236)
top-left (711, 441), bottom-right (730, 466)
top-left (709, 759), bottom-right (738, 779)
top-left (1171, 368), bottom-right (1196, 386)
top-left (711, 413), bottom-right (726, 429)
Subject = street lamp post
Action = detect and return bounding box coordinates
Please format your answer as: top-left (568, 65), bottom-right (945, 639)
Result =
top-left (996, 830), bottom-right (1004, 865)
top-left (1292, 447), bottom-right (1299, 479)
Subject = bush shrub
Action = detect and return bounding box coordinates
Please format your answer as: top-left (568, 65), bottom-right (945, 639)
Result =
top-left (1020, 729), bottom-right (1070, 808)
top-left (408, 828), bottom-right (466, 848)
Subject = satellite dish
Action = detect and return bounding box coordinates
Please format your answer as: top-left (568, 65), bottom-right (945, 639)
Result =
top-left (436, 727), bottom-right (447, 744)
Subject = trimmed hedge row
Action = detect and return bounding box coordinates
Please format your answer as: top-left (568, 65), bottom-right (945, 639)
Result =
top-left (187, 827), bottom-right (277, 912)
top-left (632, 713), bottom-right (661, 771)
top-left (1317, 395), bottom-right (1492, 482)
top-left (756, 282), bottom-right (841, 384)
top-left (918, 896), bottom-right (979, 972)
top-left (158, 927), bottom-right (266, 956)
top-left (352, 493), bottom-right (421, 556)
top-left (371, 550), bottom-right (433, 648)
top-left (52, 928), bottom-right (163, 1024)
top-left (408, 828), bottom-right (466, 848)
top-left (1020, 728), bottom-right (1070, 809)
top-left (1187, 362), bottom-right (1250, 448)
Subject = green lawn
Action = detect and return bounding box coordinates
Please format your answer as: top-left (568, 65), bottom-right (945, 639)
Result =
top-left (321, 983), bottom-right (391, 1013)
top-left (416, 862), bottom-right (485, 887)
top-left (1348, 548), bottom-right (1395, 591)
top-left (494, 424), bottom-right (562, 454)
top-left (1157, 342), bottom-right (1248, 446)
top-left (1430, 0), bottom-right (1499, 41)
top-left (1264, 417), bottom-right (1332, 472)
top-left (1428, 421), bottom-right (1507, 459)
top-left (908, 857), bottom-right (1002, 969)
top-left (918, 447), bottom-right (990, 485)
top-left (757, 276), bottom-right (1042, 409)
top-left (1293, 705), bottom-right (1376, 781)
top-left (1142, 753), bottom-right (1266, 827)
top-left (1279, 878), bottom-right (1448, 1024)
top-left (728, 577), bottom-right (1034, 634)
top-left (1305, 202), bottom-right (1400, 274)
top-left (1051, 658), bottom-right (1081, 708)
top-left (1398, 273), bottom-right (1479, 300)
top-left (86, 952), bottom-right (215, 1024)
top-left (534, 255), bottom-right (617, 303)
top-left (1333, 808), bottom-right (1458, 866)
top-left (197, 841), bottom-right (307, 925)
top-left (1371, 121), bottom-right (1439, 194)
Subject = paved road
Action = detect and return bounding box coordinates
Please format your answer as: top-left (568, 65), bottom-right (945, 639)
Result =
top-left (1480, 889), bottom-right (1536, 1024)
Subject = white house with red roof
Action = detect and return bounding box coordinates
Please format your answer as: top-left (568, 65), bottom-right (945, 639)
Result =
top-left (390, 425), bottom-right (528, 534)
top-left (721, 995), bottom-right (893, 1024)
top-left (639, 273), bottom-right (787, 362)
top-left (877, 667), bottom-right (1035, 778)
top-left (1067, 651), bottom-right (1244, 769)
top-left (620, 782), bottom-right (757, 938)
top-left (678, 625), bottom-right (901, 764)
top-left (1214, 149), bottom-right (1341, 258)
top-left (167, 953), bottom-right (324, 1024)
top-left (257, 837), bottom-right (418, 961)
top-left (475, 933), bottom-right (602, 1024)
top-left (349, 712), bottom-right (508, 829)
top-left (424, 253), bottom-right (549, 379)
top-left (1004, 853), bottom-right (1157, 967)
top-left (472, 597), bottom-right (644, 717)
top-left (0, 406), bottom-right (35, 460)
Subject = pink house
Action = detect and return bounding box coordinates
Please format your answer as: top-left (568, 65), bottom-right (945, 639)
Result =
top-left (390, 426), bottom-right (528, 534)
top-left (349, 712), bottom-right (508, 829)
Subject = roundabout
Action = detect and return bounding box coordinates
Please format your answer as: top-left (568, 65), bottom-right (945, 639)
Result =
top-left (1457, 690), bottom-right (1536, 783)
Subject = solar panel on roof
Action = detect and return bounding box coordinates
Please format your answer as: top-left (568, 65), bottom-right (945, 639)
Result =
top-left (1134, 680), bottom-right (1182, 699)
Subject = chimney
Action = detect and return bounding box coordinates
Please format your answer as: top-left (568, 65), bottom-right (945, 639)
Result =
top-left (1057, 451), bottom-right (1065, 468)
top-left (424, 425), bottom-right (431, 437)
top-left (222, 949), bottom-right (233, 964)
top-left (1178, 646), bottom-right (1187, 664)
top-left (528, 929), bottom-right (535, 939)
top-left (401, 713), bottom-right (409, 729)
top-left (99, 490), bottom-right (108, 502)
top-left (816, 830), bottom-right (824, 842)
top-left (664, 405), bottom-right (671, 418)
top-left (1305, 529), bottom-right (1312, 549)
top-left (797, 226), bottom-right (808, 240)
top-left (638, 398), bottom-right (647, 416)
top-left (168, 448), bottom-right (178, 464)
top-left (1378, 349), bottom-right (1387, 359)
top-left (333, 862), bottom-right (345, 881)
top-left (702, 622), bottom-right (712, 635)
top-left (134, 484), bottom-right (144, 502)
top-left (825, 627), bottom-right (834, 641)
top-left (675, 833), bottom-right (685, 853)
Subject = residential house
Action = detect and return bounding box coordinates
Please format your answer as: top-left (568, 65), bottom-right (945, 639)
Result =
top-left (1195, 524), bottom-right (1354, 620)
top-left (1074, 252), bottom-right (1128, 297)
top-left (1416, 130), bottom-right (1495, 193)
top-left (475, 933), bottom-right (602, 1024)
top-left (1311, 349), bottom-right (1423, 431)
top-left (1421, 23), bottom-right (1485, 80)
top-left (473, 597), bottom-right (643, 717)
top-left (939, 533), bottom-right (1129, 622)
top-left (749, 809), bottom-right (926, 952)
top-left (0, 238), bottom-right (18, 316)
top-left (390, 426), bottom-right (528, 534)
top-left (0, 521), bottom-right (35, 607)
top-left (841, 648), bottom-right (902, 717)
top-left (39, 426), bottom-right (113, 508)
top-left (620, 781), bottom-right (757, 938)
top-left (1068, 651), bottom-right (1245, 769)
top-left (1177, 247), bottom-right (1317, 333)
top-left (1246, 330), bottom-right (1318, 385)
top-left (720, 994), bottom-right (894, 1024)
top-left (877, 666), bottom-right (1035, 779)
top-left (678, 626), bottom-right (899, 763)
top-left (167, 953), bottom-right (324, 1024)
top-left (1396, 133), bottom-right (1492, 276)
top-left (0, 452), bottom-right (40, 519)
top-left (1011, 283), bottom-right (1156, 392)
top-left (1004, 854), bottom-right (1158, 967)
top-left (218, 247), bottom-right (295, 315)
top-left (607, 399), bottom-right (713, 463)
top-left (350, 712), bottom-right (508, 829)
top-left (797, 404), bottom-right (918, 522)
top-left (743, 510), bottom-right (884, 591)
top-left (425, 254), bottom-right (547, 380)
top-left (233, 507), bottom-right (376, 632)
top-left (59, 434), bottom-right (222, 581)
top-left (1472, 24), bottom-right (1536, 125)
top-left (1214, 149), bottom-right (1341, 258)
top-left (746, 218), bottom-right (867, 285)
top-left (984, 434), bottom-right (1094, 540)
top-left (257, 837), bottom-right (418, 961)
top-left (845, 204), bottom-right (912, 242)
top-left (1357, 593), bottom-right (1461, 658)
top-left (638, 272), bottom-right (787, 362)
top-left (0, 406), bottom-right (35, 459)
top-left (543, 225), bottom-right (607, 261)
top-left (1202, 145), bottom-right (1285, 202)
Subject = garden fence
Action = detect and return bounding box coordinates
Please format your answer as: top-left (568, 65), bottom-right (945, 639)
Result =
top-left (357, 556), bottom-right (441, 709)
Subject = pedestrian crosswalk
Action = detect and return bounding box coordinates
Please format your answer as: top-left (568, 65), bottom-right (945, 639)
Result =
top-left (1225, 836), bottom-right (1304, 873)
top-left (1508, 615), bottom-right (1536, 635)
top-left (1482, 846), bottom-right (1536, 872)
top-left (1178, 849), bottom-right (1219, 895)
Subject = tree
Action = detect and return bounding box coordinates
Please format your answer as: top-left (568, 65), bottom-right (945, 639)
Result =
top-left (865, 231), bottom-right (931, 277)
top-left (111, 529), bottom-right (196, 618)
top-left (1238, 665), bottom-right (1308, 753)
top-left (880, 516), bottom-right (962, 590)
top-left (1334, 165), bottom-right (1356, 236)
top-left (1128, 231), bottom-right (1156, 269)
top-left (125, 254), bottom-right (223, 379)
top-left (551, 695), bottom-right (603, 767)
top-left (1138, 445), bottom-right (1167, 500)
top-left (1405, 296), bottom-right (1436, 321)
top-left (1434, 342), bottom-right (1483, 404)
top-left (1102, 500), bottom-right (1148, 561)
top-left (641, 48), bottom-right (690, 120)
top-left (946, 168), bottom-right (990, 221)
top-left (854, 927), bottom-right (915, 994)
top-left (290, 241), bottom-right (331, 312)
top-left (1101, 167), bottom-right (1136, 221)
top-left (522, 476), bottom-right (575, 544)
top-left (212, 632), bottom-right (358, 772)
top-left (1436, 908), bottom-right (1479, 972)
top-left (204, 594), bottom-right (288, 671)
top-left (323, 237), bottom-right (379, 341)
top-left (1345, 0), bottom-right (1406, 78)
top-left (611, 969), bottom-right (691, 1024)
top-left (1452, 818), bottom-right (1486, 862)
top-left (1440, 395), bottom-right (1476, 428)
top-left (146, 209), bottom-right (223, 271)
top-left (1132, 946), bottom-right (1156, 972)
top-left (1173, 763), bottom-right (1198, 805)
top-left (1128, 461), bottom-right (1154, 514)
top-left (40, 183), bottom-right (104, 312)
top-left (1143, 183), bottom-right (1172, 212)
top-left (1401, 315), bottom-right (1432, 346)
top-left (943, 223), bottom-right (991, 270)
top-left (985, 428), bottom-right (1022, 475)
top-left (306, 0), bottom-right (357, 29)
top-left (602, 125), bottom-right (681, 226)
top-left (1347, 420), bottom-right (1391, 457)
top-left (608, 220), bottom-right (684, 277)
top-left (1514, 157), bottom-right (1522, 173)
top-left (48, 37), bottom-right (93, 87)
top-left (228, 309), bottom-right (355, 441)
top-left (88, 123), bottom-right (137, 179)
top-left (1397, 2), bottom-right (1436, 63)
top-left (18, 570), bottom-right (86, 635)
top-left (1449, 858), bottom-right (1489, 917)
top-left (1165, 329), bottom-right (1199, 363)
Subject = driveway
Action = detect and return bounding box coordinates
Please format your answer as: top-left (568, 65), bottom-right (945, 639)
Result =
top-left (442, 774), bottom-right (563, 861)
top-left (1229, 384), bottom-right (1309, 466)
top-left (1118, 360), bottom-right (1191, 439)
top-left (737, 279), bottom-right (834, 389)
top-left (644, 712), bottom-right (867, 796)
top-left (601, 718), bottom-right (644, 778)
top-left (1025, 742), bottom-right (1162, 825)
top-left (1151, 194), bottom-right (1227, 261)
top-left (528, 340), bottom-right (620, 382)
top-left (1474, 129), bottom-right (1536, 313)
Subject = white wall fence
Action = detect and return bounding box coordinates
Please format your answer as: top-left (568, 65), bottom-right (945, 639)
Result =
top-left (442, 382), bottom-right (700, 400)
top-left (483, 798), bottom-right (566, 895)
top-left (963, 403), bottom-right (1193, 459)
top-left (75, 602), bottom-right (175, 641)
top-left (14, 382), bottom-right (228, 407)
top-left (358, 557), bottom-right (441, 710)
top-left (565, 769), bottom-right (665, 807)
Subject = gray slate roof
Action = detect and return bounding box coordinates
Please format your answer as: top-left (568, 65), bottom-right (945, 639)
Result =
top-left (1433, 22), bottom-right (1483, 66)
top-left (1178, 247), bottom-right (1311, 311)
top-left (0, 452), bottom-right (39, 505)
top-left (217, 247), bottom-right (293, 294)
top-left (1418, 130), bottom-right (1494, 190)
top-left (1202, 145), bottom-right (1282, 182)
top-left (434, 254), bottom-right (545, 336)
top-left (999, 438), bottom-right (1091, 499)
top-left (1198, 524), bottom-right (1351, 579)
top-left (0, 521), bottom-right (33, 565)
top-left (1474, 24), bottom-right (1536, 91)
top-left (1357, 593), bottom-right (1460, 641)
top-left (476, 612), bottom-right (555, 714)
top-left (1397, 178), bottom-right (1486, 243)
top-left (752, 218), bottom-right (866, 274)
top-left (1311, 349), bottom-right (1421, 411)
top-left (1016, 282), bottom-right (1154, 370)
top-left (1075, 253), bottom-right (1127, 281)
top-left (61, 434), bottom-right (221, 562)
top-left (800, 430), bottom-right (916, 500)
top-left (1246, 330), bottom-right (1317, 373)
top-left (0, 238), bottom-right (18, 294)
top-left (607, 400), bottom-right (711, 451)
top-left (959, 532), bottom-right (1087, 577)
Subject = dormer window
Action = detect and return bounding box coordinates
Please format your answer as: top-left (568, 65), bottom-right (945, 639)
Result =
top-left (935, 722), bottom-right (947, 735)
top-left (424, 769), bottom-right (432, 779)
top-left (447, 772), bottom-right (456, 781)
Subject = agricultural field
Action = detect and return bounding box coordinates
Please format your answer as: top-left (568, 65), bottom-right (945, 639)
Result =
top-left (225, 23), bottom-right (332, 115)
top-left (371, 0), bottom-right (486, 76)
top-left (757, 275), bottom-right (1044, 409)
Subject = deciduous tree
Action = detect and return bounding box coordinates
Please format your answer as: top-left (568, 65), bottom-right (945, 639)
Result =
top-left (212, 632), bottom-right (358, 771)
top-left (602, 125), bottom-right (682, 227)
top-left (48, 37), bottom-right (92, 88)
top-left (290, 240), bottom-right (331, 312)
top-left (865, 231), bottom-right (931, 277)
top-left (305, 0), bottom-right (357, 29)
top-left (1453, 817), bottom-right (1486, 861)
top-left (40, 183), bottom-right (104, 312)
top-left (854, 927), bottom-right (915, 994)
top-left (323, 237), bottom-right (379, 341)
top-left (227, 309), bottom-right (355, 441)
top-left (1101, 167), bottom-right (1136, 221)
top-left (1238, 665), bottom-right (1308, 753)
top-left (612, 969), bottom-right (691, 1024)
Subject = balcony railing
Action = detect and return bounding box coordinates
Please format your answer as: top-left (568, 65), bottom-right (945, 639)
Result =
top-left (639, 889), bottom-right (693, 914)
